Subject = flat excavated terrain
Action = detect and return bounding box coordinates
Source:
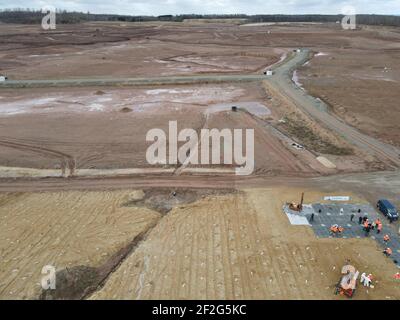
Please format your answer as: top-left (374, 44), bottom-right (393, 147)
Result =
top-left (1, 20), bottom-right (400, 300)
top-left (0, 22), bottom-right (281, 79)
top-left (1, 188), bottom-right (399, 300)
top-left (0, 190), bottom-right (160, 299)
top-left (1, 21), bottom-right (399, 177)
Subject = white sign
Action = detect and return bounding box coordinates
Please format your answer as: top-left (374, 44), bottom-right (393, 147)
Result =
top-left (324, 196), bottom-right (350, 201)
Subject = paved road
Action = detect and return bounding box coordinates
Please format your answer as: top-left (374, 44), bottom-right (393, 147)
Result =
top-left (270, 49), bottom-right (400, 167)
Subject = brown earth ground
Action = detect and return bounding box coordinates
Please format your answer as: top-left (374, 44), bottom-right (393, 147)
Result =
top-left (288, 26), bottom-right (400, 148)
top-left (1, 187), bottom-right (399, 300)
top-left (0, 189), bottom-right (160, 299)
top-left (0, 80), bottom-right (357, 177)
top-left (1, 21), bottom-right (399, 176)
top-left (0, 22), bottom-right (281, 79)
top-left (1, 21), bottom-right (400, 300)
top-left (89, 188), bottom-right (400, 300)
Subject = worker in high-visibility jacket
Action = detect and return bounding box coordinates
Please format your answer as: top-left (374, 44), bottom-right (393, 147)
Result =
top-left (383, 247), bottom-right (393, 257)
top-left (383, 234), bottom-right (390, 244)
top-left (330, 225), bottom-right (338, 235)
top-left (377, 223), bottom-right (383, 234)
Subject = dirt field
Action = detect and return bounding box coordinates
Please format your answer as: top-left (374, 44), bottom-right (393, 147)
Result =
top-left (0, 190), bottom-right (160, 299)
top-left (1, 187), bottom-right (399, 300)
top-left (1, 20), bottom-right (400, 301)
top-left (0, 22), bottom-right (281, 79)
top-left (0, 81), bottom-right (344, 177)
top-left (0, 84), bottom-right (249, 170)
top-left (294, 26), bottom-right (400, 148)
top-left (1, 21), bottom-right (398, 176)
top-left (88, 188), bottom-right (400, 300)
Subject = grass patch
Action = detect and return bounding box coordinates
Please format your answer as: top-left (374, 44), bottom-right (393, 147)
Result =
top-left (280, 117), bottom-right (353, 155)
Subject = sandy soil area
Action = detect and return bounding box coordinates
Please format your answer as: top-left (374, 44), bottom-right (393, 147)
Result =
top-left (0, 186), bottom-right (399, 300)
top-left (0, 190), bottom-right (160, 299)
top-left (89, 188), bottom-right (400, 300)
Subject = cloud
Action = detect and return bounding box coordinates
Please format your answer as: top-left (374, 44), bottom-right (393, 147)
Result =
top-left (0, 0), bottom-right (399, 15)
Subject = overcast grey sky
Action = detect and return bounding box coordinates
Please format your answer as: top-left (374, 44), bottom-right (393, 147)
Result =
top-left (0, 0), bottom-right (399, 16)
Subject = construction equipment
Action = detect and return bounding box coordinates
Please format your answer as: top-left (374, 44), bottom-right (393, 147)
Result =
top-left (288, 192), bottom-right (304, 212)
top-left (334, 264), bottom-right (359, 298)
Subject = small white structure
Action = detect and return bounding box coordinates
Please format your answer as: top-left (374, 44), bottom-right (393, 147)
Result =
top-left (0, 75), bottom-right (7, 82)
top-left (296, 48), bottom-right (302, 53)
top-left (266, 70), bottom-right (273, 76)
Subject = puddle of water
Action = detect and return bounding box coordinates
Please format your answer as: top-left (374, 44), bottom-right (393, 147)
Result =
top-left (0, 97), bottom-right (59, 115)
top-left (145, 89), bottom-right (194, 95)
top-left (88, 103), bottom-right (104, 111)
top-left (206, 101), bottom-right (271, 117)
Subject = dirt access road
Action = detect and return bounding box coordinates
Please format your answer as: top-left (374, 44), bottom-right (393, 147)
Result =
top-left (1, 170), bottom-right (400, 207)
top-left (268, 49), bottom-right (400, 168)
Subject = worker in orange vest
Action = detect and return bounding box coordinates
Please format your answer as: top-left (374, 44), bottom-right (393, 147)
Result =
top-left (383, 234), bottom-right (390, 243)
top-left (377, 223), bottom-right (383, 234)
top-left (383, 248), bottom-right (393, 257)
top-left (375, 218), bottom-right (381, 226)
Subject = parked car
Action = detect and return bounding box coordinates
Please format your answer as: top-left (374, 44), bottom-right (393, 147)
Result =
top-left (377, 199), bottom-right (399, 221)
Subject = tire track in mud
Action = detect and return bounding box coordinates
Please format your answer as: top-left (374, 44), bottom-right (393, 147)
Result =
top-left (0, 138), bottom-right (76, 176)
top-left (173, 112), bottom-right (209, 175)
top-left (234, 110), bottom-right (313, 174)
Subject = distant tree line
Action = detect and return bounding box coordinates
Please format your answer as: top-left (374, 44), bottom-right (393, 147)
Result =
top-left (0, 9), bottom-right (400, 27)
top-left (247, 14), bottom-right (400, 27)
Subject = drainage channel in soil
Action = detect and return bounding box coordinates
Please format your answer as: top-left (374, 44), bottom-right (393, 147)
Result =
top-left (39, 187), bottom-right (238, 299)
top-left (122, 187), bottom-right (238, 214)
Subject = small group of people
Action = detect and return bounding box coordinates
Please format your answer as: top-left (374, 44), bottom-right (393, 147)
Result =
top-left (382, 233), bottom-right (393, 257)
top-left (360, 273), bottom-right (374, 287)
top-left (330, 224), bottom-right (344, 237)
top-left (359, 216), bottom-right (383, 237)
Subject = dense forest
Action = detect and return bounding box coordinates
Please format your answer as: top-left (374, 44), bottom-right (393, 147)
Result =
top-left (0, 9), bottom-right (399, 27)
